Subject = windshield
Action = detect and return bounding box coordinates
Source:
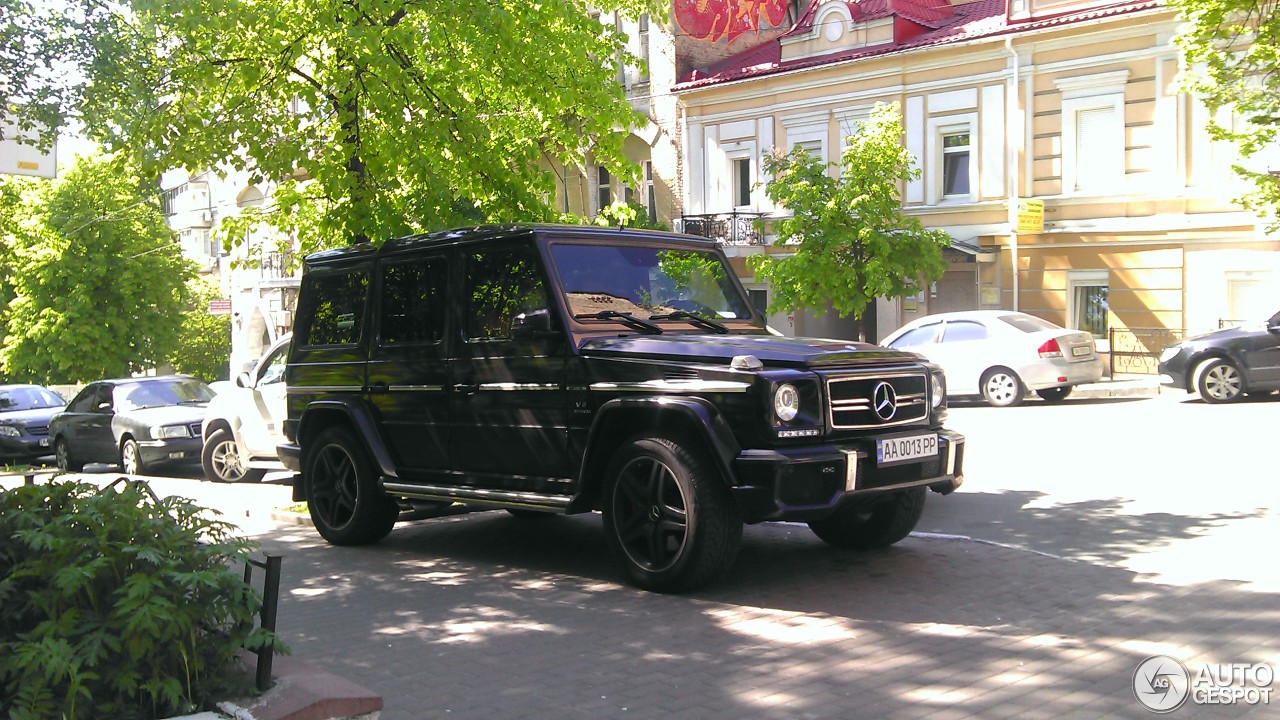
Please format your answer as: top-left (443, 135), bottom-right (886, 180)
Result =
top-left (548, 243), bottom-right (757, 324)
top-left (115, 378), bottom-right (216, 412)
top-left (0, 387), bottom-right (65, 412)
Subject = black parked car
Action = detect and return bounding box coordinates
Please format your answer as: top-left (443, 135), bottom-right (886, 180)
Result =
top-left (279, 224), bottom-right (966, 592)
top-left (49, 376), bottom-right (217, 474)
top-left (0, 385), bottom-right (67, 464)
top-left (1158, 310), bottom-right (1280, 403)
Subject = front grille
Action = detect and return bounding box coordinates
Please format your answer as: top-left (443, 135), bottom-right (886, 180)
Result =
top-left (827, 370), bottom-right (929, 429)
top-left (26, 425), bottom-right (48, 436)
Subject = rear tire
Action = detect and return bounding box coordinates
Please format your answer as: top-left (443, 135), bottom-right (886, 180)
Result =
top-left (981, 368), bottom-right (1024, 407)
top-left (304, 426), bottom-right (399, 545)
top-left (808, 487), bottom-right (926, 550)
top-left (54, 437), bottom-right (84, 472)
top-left (602, 437), bottom-right (741, 593)
top-left (1035, 386), bottom-right (1072, 403)
top-left (202, 428), bottom-right (267, 483)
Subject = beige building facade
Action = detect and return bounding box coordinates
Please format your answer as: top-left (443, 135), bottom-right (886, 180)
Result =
top-left (672, 0), bottom-right (1280, 364)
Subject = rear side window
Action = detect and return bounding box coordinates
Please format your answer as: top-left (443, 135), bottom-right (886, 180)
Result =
top-left (380, 257), bottom-right (447, 345)
top-left (296, 269), bottom-right (370, 347)
top-left (941, 321), bottom-right (988, 343)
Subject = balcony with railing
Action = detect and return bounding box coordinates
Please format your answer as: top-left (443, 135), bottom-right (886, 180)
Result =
top-left (258, 250), bottom-right (300, 289)
top-left (677, 211), bottom-right (769, 246)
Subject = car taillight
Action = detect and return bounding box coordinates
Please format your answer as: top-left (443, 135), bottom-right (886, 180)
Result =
top-left (1038, 338), bottom-right (1062, 358)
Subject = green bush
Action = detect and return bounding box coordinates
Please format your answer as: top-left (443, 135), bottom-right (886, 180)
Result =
top-left (0, 480), bottom-right (280, 719)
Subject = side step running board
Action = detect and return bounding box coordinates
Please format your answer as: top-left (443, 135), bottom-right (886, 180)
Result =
top-left (382, 481), bottom-right (572, 512)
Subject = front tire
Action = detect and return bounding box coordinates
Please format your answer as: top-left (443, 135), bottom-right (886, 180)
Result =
top-left (202, 428), bottom-right (267, 483)
top-left (1197, 358), bottom-right (1244, 403)
top-left (602, 437), bottom-right (741, 593)
top-left (808, 487), bottom-right (926, 550)
top-left (120, 438), bottom-right (148, 475)
top-left (304, 426), bottom-right (399, 545)
top-left (981, 368), bottom-right (1025, 407)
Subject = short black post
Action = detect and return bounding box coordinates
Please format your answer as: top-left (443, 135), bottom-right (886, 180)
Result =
top-left (255, 554), bottom-right (283, 692)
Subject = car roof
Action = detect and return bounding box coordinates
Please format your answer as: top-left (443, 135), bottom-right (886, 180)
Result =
top-left (94, 375), bottom-right (204, 386)
top-left (0, 384), bottom-right (49, 391)
top-left (906, 310), bottom-right (1026, 323)
top-left (302, 224), bottom-right (717, 266)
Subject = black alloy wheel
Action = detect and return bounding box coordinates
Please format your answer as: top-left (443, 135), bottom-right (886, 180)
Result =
top-left (602, 437), bottom-right (741, 593)
top-left (304, 426), bottom-right (398, 545)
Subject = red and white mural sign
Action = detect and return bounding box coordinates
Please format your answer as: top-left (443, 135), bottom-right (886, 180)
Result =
top-left (674, 0), bottom-right (791, 43)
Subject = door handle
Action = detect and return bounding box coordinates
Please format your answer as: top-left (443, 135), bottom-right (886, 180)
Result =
top-left (367, 381), bottom-right (389, 393)
top-left (453, 383), bottom-right (479, 396)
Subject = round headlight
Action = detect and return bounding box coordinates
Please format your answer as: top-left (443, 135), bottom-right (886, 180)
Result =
top-left (931, 372), bottom-right (945, 408)
top-left (773, 383), bottom-right (800, 422)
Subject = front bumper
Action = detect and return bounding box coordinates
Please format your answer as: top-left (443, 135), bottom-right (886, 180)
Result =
top-left (731, 429), bottom-right (965, 522)
top-left (136, 437), bottom-right (202, 465)
top-left (278, 442), bottom-right (302, 471)
top-left (0, 434), bottom-right (52, 461)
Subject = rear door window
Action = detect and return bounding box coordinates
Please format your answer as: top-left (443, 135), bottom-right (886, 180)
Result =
top-left (295, 269), bottom-right (370, 347)
top-left (941, 320), bottom-right (989, 343)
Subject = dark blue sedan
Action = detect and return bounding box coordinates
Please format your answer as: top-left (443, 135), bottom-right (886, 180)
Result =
top-left (0, 385), bottom-right (67, 464)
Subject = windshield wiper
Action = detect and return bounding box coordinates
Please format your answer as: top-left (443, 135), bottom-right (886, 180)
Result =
top-left (648, 310), bottom-right (728, 334)
top-left (573, 310), bottom-right (663, 334)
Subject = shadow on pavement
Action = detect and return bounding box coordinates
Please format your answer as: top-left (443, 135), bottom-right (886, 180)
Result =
top-left (254, 508), bottom-right (1279, 720)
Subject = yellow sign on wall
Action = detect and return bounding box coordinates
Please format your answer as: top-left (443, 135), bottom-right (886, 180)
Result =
top-left (1016, 199), bottom-right (1044, 234)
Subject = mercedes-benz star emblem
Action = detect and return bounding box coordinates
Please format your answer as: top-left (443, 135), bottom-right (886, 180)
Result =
top-left (872, 381), bottom-right (897, 421)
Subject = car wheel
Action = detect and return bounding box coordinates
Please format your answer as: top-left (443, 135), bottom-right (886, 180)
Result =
top-left (981, 368), bottom-right (1025, 407)
top-left (602, 437), bottom-right (742, 593)
top-left (304, 426), bottom-right (399, 545)
top-left (202, 428), bottom-right (267, 483)
top-left (120, 438), bottom-right (149, 476)
top-left (1035, 386), bottom-right (1072, 403)
top-left (808, 487), bottom-right (926, 550)
top-left (1197, 358), bottom-right (1244, 403)
top-left (54, 437), bottom-right (84, 472)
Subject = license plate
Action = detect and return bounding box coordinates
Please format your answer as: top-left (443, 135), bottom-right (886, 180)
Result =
top-left (877, 433), bottom-right (937, 467)
top-left (1072, 345), bottom-right (1091, 357)
top-left (38, 438), bottom-right (49, 447)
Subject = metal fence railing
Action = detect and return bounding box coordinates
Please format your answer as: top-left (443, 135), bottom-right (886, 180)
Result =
top-left (677, 211), bottom-right (769, 246)
top-left (1107, 327), bottom-right (1184, 376)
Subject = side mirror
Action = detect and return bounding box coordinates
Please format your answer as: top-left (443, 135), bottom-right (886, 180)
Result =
top-left (511, 308), bottom-right (557, 339)
top-left (236, 371), bottom-right (253, 388)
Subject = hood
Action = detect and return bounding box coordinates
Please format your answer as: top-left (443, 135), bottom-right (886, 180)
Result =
top-left (0, 406), bottom-right (65, 426)
top-left (125, 404), bottom-right (207, 426)
top-left (580, 333), bottom-right (919, 368)
top-left (1184, 323), bottom-right (1267, 344)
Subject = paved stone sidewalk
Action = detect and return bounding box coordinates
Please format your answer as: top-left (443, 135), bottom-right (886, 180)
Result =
top-left (250, 511), bottom-right (1279, 720)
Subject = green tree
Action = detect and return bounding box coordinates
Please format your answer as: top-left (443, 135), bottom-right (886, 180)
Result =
top-left (1173, 0), bottom-right (1280, 229)
top-left (749, 103), bottom-right (950, 329)
top-left (50, 0), bottom-right (661, 252)
top-left (1, 154), bottom-right (195, 384)
top-left (169, 279), bottom-right (232, 383)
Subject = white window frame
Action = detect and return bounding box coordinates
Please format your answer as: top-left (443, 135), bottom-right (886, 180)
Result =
top-left (725, 144), bottom-right (757, 210)
top-left (1067, 270), bottom-right (1110, 342)
top-left (1056, 71), bottom-right (1128, 197)
top-left (596, 165), bottom-right (612, 214)
top-left (940, 130), bottom-right (972, 199)
top-left (643, 161), bottom-right (657, 224)
top-left (926, 113), bottom-right (977, 204)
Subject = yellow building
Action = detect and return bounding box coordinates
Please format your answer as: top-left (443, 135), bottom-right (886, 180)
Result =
top-left (672, 0), bottom-right (1280, 366)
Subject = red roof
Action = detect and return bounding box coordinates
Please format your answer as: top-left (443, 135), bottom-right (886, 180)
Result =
top-left (679, 0), bottom-right (1163, 89)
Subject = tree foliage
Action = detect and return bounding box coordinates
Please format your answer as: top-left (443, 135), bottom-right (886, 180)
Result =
top-left (168, 279), bottom-right (232, 383)
top-left (36, 0), bottom-right (664, 252)
top-left (1, 154), bottom-right (194, 384)
top-left (749, 103), bottom-right (950, 321)
top-left (1173, 0), bottom-right (1280, 229)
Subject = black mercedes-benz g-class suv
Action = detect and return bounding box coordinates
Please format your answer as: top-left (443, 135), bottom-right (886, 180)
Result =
top-left (279, 224), bottom-right (965, 592)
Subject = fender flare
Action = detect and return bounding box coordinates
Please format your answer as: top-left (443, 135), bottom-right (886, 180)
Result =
top-left (297, 399), bottom-right (399, 480)
top-left (569, 395), bottom-right (741, 513)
